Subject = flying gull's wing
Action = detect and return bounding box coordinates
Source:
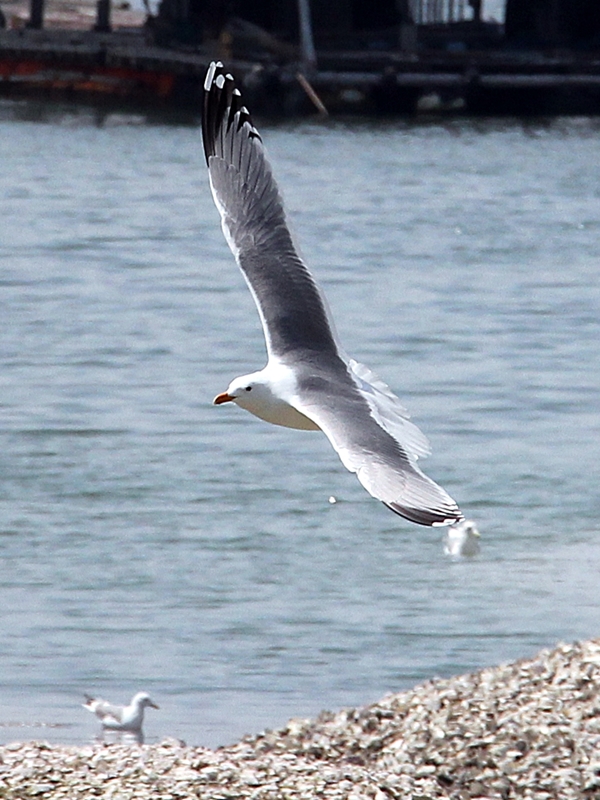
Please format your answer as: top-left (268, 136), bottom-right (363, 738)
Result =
top-left (291, 360), bottom-right (462, 527)
top-left (202, 62), bottom-right (338, 360)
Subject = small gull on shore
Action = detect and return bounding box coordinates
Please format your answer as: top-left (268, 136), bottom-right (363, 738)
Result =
top-left (203, 62), bottom-right (463, 528)
top-left (83, 691), bottom-right (158, 744)
top-left (8, 639), bottom-right (600, 799)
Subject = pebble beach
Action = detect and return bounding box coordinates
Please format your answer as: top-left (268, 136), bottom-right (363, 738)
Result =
top-left (3, 638), bottom-right (600, 799)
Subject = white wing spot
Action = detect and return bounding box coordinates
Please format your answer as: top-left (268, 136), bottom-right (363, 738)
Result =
top-left (203, 61), bottom-right (219, 91)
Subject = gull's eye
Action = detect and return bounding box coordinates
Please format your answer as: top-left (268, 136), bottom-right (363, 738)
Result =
top-left (245, 386), bottom-right (252, 392)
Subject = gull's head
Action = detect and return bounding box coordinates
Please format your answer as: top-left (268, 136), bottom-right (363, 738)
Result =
top-left (214, 367), bottom-right (320, 431)
top-left (213, 372), bottom-right (272, 412)
top-left (132, 692), bottom-right (159, 710)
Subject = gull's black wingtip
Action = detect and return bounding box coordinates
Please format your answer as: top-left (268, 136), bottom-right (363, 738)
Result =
top-left (202, 61), bottom-right (261, 166)
top-left (202, 60), bottom-right (225, 166)
top-left (384, 501), bottom-right (464, 528)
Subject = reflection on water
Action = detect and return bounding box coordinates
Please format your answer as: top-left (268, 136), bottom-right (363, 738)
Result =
top-left (0, 98), bottom-right (599, 746)
top-left (0, 96), bottom-right (200, 128)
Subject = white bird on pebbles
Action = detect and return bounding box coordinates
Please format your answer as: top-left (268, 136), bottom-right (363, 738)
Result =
top-left (83, 691), bottom-right (158, 744)
top-left (444, 519), bottom-right (481, 557)
top-left (203, 62), bottom-right (463, 528)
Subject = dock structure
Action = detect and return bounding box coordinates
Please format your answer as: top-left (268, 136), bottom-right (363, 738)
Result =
top-left (1, 0), bottom-right (600, 114)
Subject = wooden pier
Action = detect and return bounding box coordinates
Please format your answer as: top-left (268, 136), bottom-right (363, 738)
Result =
top-left (1, 0), bottom-right (600, 115)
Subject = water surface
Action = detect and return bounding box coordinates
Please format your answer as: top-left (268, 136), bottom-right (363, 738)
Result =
top-left (0, 100), bottom-right (599, 746)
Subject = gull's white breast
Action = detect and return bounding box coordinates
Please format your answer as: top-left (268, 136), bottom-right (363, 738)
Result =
top-left (255, 361), bottom-right (320, 431)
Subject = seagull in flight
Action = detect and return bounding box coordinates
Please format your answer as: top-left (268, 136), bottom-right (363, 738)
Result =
top-left (203, 62), bottom-right (462, 527)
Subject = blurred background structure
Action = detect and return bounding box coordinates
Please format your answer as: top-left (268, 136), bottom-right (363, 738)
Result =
top-left (1, 1), bottom-right (600, 119)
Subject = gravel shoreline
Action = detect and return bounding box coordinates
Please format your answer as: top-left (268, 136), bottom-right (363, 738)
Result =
top-left (2, 638), bottom-right (600, 799)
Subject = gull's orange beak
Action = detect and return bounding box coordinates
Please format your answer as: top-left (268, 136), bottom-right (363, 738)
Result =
top-left (214, 392), bottom-right (234, 405)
